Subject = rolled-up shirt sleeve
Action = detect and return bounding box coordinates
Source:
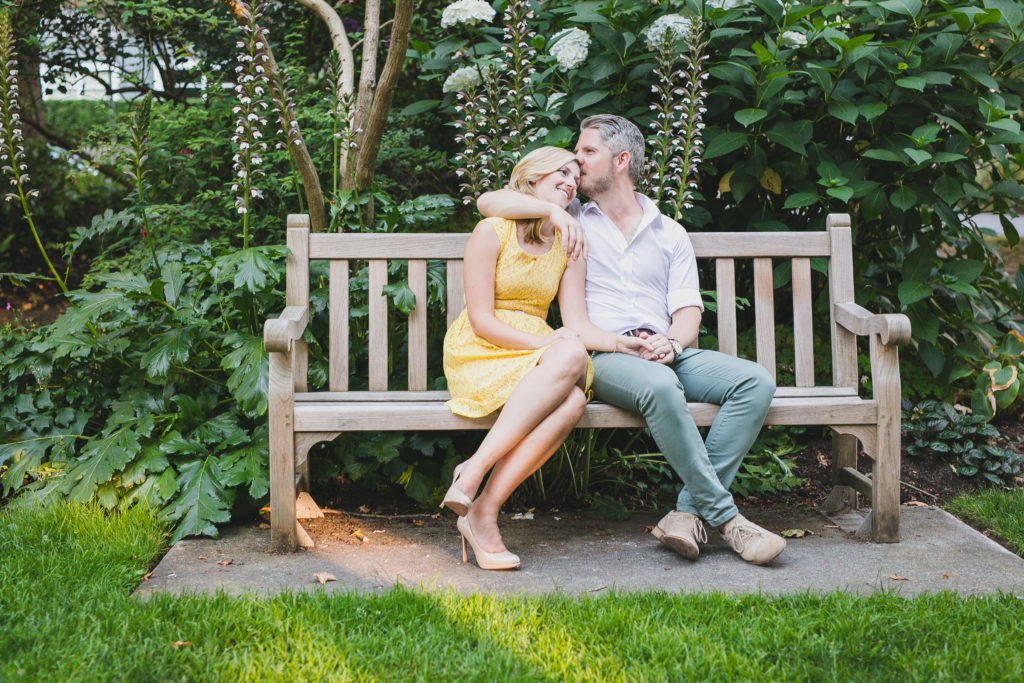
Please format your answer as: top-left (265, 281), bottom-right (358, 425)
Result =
top-left (666, 230), bottom-right (704, 313)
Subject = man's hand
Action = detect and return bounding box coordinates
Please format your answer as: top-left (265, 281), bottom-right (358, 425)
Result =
top-left (549, 207), bottom-right (586, 262)
top-left (615, 334), bottom-right (654, 357)
top-left (638, 332), bottom-right (675, 364)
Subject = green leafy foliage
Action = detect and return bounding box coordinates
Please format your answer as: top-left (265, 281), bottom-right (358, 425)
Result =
top-left (731, 427), bottom-right (808, 498)
top-left (902, 400), bottom-right (1023, 484)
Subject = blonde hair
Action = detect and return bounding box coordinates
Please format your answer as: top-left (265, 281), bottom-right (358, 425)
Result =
top-left (506, 146), bottom-right (578, 244)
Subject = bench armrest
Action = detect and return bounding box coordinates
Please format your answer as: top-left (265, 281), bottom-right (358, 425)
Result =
top-left (264, 305), bottom-right (310, 353)
top-left (834, 302), bottom-right (911, 346)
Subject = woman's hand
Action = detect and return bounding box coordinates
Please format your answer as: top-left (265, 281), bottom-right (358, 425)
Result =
top-left (538, 326), bottom-right (582, 348)
top-left (549, 206), bottom-right (587, 262)
top-left (615, 334), bottom-right (655, 357)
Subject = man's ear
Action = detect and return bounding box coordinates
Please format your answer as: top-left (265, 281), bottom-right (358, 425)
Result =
top-left (615, 151), bottom-right (631, 174)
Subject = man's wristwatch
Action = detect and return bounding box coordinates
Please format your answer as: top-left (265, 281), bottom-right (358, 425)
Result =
top-left (668, 338), bottom-right (684, 358)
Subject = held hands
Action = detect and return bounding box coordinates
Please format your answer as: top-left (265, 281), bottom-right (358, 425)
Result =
top-left (550, 206), bottom-right (587, 262)
top-left (636, 332), bottom-right (675, 364)
top-left (615, 334), bottom-right (655, 358)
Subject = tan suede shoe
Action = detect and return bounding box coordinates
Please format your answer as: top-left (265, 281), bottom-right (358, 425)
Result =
top-left (651, 511), bottom-right (707, 561)
top-left (720, 513), bottom-right (786, 565)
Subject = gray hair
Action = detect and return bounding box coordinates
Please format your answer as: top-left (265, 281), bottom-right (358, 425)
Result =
top-left (580, 114), bottom-right (645, 185)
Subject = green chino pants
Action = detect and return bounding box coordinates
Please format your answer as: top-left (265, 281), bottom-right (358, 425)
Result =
top-left (590, 348), bottom-right (775, 528)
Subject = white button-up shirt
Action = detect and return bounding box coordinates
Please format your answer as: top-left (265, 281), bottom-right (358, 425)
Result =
top-left (573, 193), bottom-right (703, 336)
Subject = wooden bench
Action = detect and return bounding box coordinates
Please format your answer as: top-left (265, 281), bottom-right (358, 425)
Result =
top-left (264, 213), bottom-right (911, 552)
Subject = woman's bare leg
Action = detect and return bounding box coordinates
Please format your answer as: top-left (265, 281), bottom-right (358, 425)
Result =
top-left (464, 385), bottom-right (587, 552)
top-left (452, 339), bottom-right (589, 498)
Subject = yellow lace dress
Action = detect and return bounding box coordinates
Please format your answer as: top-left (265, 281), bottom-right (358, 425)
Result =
top-left (443, 217), bottom-right (593, 417)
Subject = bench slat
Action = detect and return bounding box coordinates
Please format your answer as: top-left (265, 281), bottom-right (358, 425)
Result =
top-left (715, 258), bottom-right (737, 356)
top-left (293, 386), bottom-right (859, 402)
top-left (792, 257), bottom-right (815, 387)
top-left (689, 232), bottom-right (831, 257)
top-left (368, 260), bottom-right (388, 391)
top-left (828, 219), bottom-right (858, 389)
top-left (408, 260), bottom-right (428, 391)
top-left (307, 231), bottom-right (832, 260)
top-left (447, 260), bottom-right (464, 328)
top-left (310, 233), bottom-right (470, 259)
top-left (754, 258), bottom-right (776, 381)
top-left (329, 260), bottom-right (349, 391)
top-left (293, 397), bottom-right (877, 432)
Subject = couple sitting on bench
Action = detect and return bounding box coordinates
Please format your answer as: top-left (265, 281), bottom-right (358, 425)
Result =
top-left (440, 114), bottom-right (785, 570)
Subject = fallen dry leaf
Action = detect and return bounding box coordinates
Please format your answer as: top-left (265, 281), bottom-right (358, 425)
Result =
top-left (903, 501), bottom-right (929, 507)
top-left (942, 573), bottom-right (950, 579)
top-left (197, 555), bottom-right (207, 560)
top-left (889, 574), bottom-right (910, 581)
top-left (217, 559), bottom-right (233, 566)
top-left (142, 572), bottom-right (154, 581)
top-left (412, 519), bottom-right (424, 526)
top-left (350, 529), bottom-right (364, 541)
top-left (816, 451), bottom-right (829, 468)
top-left (511, 511), bottom-right (534, 520)
top-left (171, 641), bottom-right (192, 649)
top-left (780, 528), bottom-right (812, 538)
top-left (258, 522), bottom-right (270, 529)
top-left (313, 572), bottom-right (337, 585)
top-left (358, 505), bottom-right (370, 513)
top-left (642, 525), bottom-right (655, 533)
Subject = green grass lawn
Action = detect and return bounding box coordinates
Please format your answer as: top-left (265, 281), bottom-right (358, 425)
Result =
top-left (1, 501), bottom-right (1023, 681)
top-left (947, 487), bottom-right (1024, 555)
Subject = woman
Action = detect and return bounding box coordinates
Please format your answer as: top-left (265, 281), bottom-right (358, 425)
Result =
top-left (441, 146), bottom-right (650, 570)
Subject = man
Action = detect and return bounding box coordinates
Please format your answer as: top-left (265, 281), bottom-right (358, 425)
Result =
top-left (478, 114), bottom-right (786, 565)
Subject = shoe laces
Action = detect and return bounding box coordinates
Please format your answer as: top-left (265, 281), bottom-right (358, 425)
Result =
top-left (723, 519), bottom-right (762, 552)
top-left (691, 517), bottom-right (709, 545)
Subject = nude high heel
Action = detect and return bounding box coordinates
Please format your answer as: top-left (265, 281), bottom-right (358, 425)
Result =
top-left (457, 515), bottom-right (520, 570)
top-left (440, 463), bottom-right (472, 516)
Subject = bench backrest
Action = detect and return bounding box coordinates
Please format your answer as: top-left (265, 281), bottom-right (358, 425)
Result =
top-left (283, 213), bottom-right (858, 394)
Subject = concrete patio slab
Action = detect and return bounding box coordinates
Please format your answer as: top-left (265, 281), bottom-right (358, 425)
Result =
top-left (134, 504), bottom-right (1024, 598)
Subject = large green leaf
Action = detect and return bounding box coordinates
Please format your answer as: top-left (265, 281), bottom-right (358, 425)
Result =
top-left (899, 280), bottom-right (934, 307)
top-left (890, 185), bottom-right (919, 211)
top-left (164, 457), bottom-right (232, 543)
top-left (219, 438), bottom-right (269, 500)
top-left (0, 438), bottom-right (52, 494)
top-left (704, 130), bottom-right (749, 159)
top-left (221, 333), bottom-right (268, 416)
top-left (828, 101), bottom-right (858, 125)
top-left (765, 120), bottom-right (812, 155)
top-left (142, 327), bottom-right (194, 379)
top-left (880, 0), bottom-right (922, 16)
top-left (67, 427), bottom-right (142, 503)
top-left (734, 108), bottom-right (767, 127)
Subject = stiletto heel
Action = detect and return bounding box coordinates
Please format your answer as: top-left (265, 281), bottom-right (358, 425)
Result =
top-left (440, 463), bottom-right (473, 516)
top-left (457, 516), bottom-right (520, 570)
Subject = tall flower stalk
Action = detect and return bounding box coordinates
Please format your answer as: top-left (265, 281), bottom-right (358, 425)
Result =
top-left (126, 92), bottom-right (160, 272)
top-left (495, 0), bottom-right (541, 158)
top-left (230, 1), bottom-right (271, 250)
top-left (645, 17), bottom-right (709, 221)
top-left (0, 9), bottom-right (65, 297)
top-left (451, 80), bottom-right (495, 203)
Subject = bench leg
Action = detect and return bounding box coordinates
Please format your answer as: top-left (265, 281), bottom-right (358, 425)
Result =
top-left (269, 351), bottom-right (298, 552)
top-left (867, 336), bottom-right (901, 543)
top-left (823, 432), bottom-right (859, 514)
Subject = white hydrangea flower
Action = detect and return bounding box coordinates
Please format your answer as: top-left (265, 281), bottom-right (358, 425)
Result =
top-left (443, 65), bottom-right (483, 93)
top-left (780, 30), bottom-right (808, 47)
top-left (550, 28), bottom-right (590, 72)
top-left (705, 0), bottom-right (745, 9)
top-left (643, 14), bottom-right (693, 50)
top-left (440, 0), bottom-right (496, 28)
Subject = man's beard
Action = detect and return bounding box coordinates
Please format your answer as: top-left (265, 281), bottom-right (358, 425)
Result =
top-left (581, 168), bottom-right (613, 197)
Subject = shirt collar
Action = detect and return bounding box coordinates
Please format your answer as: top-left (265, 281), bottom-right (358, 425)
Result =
top-left (581, 192), bottom-right (660, 231)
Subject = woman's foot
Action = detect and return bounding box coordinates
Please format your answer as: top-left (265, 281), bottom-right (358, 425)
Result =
top-left (439, 463), bottom-right (473, 516)
top-left (457, 515), bottom-right (519, 570)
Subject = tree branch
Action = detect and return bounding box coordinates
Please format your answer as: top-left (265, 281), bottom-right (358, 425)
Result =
top-left (293, 0), bottom-right (354, 94)
top-left (354, 0), bottom-right (413, 191)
